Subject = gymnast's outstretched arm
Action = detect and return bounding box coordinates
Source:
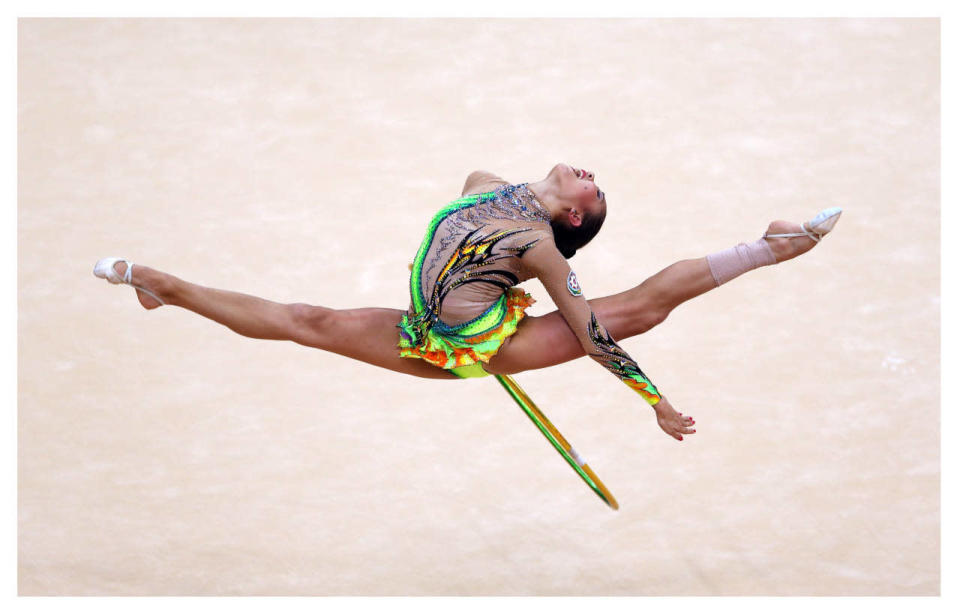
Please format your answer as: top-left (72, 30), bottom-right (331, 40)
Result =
top-left (484, 234), bottom-right (696, 441)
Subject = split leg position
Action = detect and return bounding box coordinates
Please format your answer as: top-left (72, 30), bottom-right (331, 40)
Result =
top-left (98, 219), bottom-right (823, 386)
top-left (98, 217), bottom-right (834, 440)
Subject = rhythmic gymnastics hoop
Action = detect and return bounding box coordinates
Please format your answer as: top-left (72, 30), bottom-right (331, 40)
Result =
top-left (495, 374), bottom-right (619, 510)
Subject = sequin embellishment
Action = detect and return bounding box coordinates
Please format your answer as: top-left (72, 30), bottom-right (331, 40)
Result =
top-left (567, 270), bottom-right (582, 296)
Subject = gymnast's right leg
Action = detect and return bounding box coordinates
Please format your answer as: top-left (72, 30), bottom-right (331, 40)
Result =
top-left (484, 216), bottom-right (836, 375)
top-left (96, 260), bottom-right (458, 380)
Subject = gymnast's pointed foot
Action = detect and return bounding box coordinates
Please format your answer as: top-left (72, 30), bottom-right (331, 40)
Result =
top-left (93, 258), bottom-right (166, 309)
top-left (762, 207), bottom-right (843, 263)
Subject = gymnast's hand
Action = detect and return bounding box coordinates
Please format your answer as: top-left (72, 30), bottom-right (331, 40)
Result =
top-left (652, 397), bottom-right (696, 441)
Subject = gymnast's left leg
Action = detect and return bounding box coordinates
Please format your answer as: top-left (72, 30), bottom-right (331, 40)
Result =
top-left (94, 260), bottom-right (458, 380)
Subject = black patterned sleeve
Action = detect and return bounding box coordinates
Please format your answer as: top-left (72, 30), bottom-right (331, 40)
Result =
top-left (522, 239), bottom-right (662, 406)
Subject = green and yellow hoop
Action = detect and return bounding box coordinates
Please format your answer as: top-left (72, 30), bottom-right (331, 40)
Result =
top-left (495, 374), bottom-right (619, 510)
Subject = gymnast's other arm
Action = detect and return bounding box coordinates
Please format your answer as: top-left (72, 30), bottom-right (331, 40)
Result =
top-left (522, 239), bottom-right (696, 441)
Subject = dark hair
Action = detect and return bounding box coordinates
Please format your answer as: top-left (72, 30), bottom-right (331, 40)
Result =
top-left (550, 203), bottom-right (607, 259)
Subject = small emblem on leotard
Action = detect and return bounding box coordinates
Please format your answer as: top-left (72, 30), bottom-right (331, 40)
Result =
top-left (567, 270), bottom-right (582, 296)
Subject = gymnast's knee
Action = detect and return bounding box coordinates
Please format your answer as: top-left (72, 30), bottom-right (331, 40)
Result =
top-left (632, 302), bottom-right (670, 335)
top-left (288, 303), bottom-right (338, 346)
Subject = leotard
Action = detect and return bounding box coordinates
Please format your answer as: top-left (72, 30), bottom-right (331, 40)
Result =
top-left (397, 176), bottom-right (662, 406)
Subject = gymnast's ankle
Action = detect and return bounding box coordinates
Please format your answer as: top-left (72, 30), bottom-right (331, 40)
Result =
top-left (705, 237), bottom-right (776, 287)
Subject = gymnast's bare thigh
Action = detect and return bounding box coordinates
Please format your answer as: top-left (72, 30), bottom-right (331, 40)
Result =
top-left (292, 305), bottom-right (458, 380)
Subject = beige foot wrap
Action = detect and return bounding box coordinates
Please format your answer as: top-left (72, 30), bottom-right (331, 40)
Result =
top-left (705, 238), bottom-right (776, 286)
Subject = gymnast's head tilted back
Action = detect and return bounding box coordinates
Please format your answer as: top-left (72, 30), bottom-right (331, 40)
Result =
top-left (539, 163), bottom-right (608, 259)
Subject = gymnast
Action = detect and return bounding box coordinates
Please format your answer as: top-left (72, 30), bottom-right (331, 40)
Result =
top-left (94, 163), bottom-right (841, 441)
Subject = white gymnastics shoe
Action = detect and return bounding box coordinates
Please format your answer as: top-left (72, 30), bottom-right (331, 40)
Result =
top-left (93, 257), bottom-right (165, 305)
top-left (763, 207), bottom-right (843, 243)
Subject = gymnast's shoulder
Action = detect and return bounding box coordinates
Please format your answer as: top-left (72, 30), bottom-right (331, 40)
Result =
top-left (461, 170), bottom-right (509, 196)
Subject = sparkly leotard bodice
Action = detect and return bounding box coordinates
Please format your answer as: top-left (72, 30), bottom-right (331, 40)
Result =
top-left (401, 177), bottom-right (663, 406)
top-left (405, 183), bottom-right (553, 331)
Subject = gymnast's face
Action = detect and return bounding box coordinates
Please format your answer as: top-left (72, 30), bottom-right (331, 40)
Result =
top-left (548, 162), bottom-right (607, 227)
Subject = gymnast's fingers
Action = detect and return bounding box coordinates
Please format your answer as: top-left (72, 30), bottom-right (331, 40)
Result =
top-left (671, 421), bottom-right (696, 438)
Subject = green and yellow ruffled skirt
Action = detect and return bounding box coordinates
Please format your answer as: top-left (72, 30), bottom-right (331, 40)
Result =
top-left (397, 287), bottom-right (535, 378)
